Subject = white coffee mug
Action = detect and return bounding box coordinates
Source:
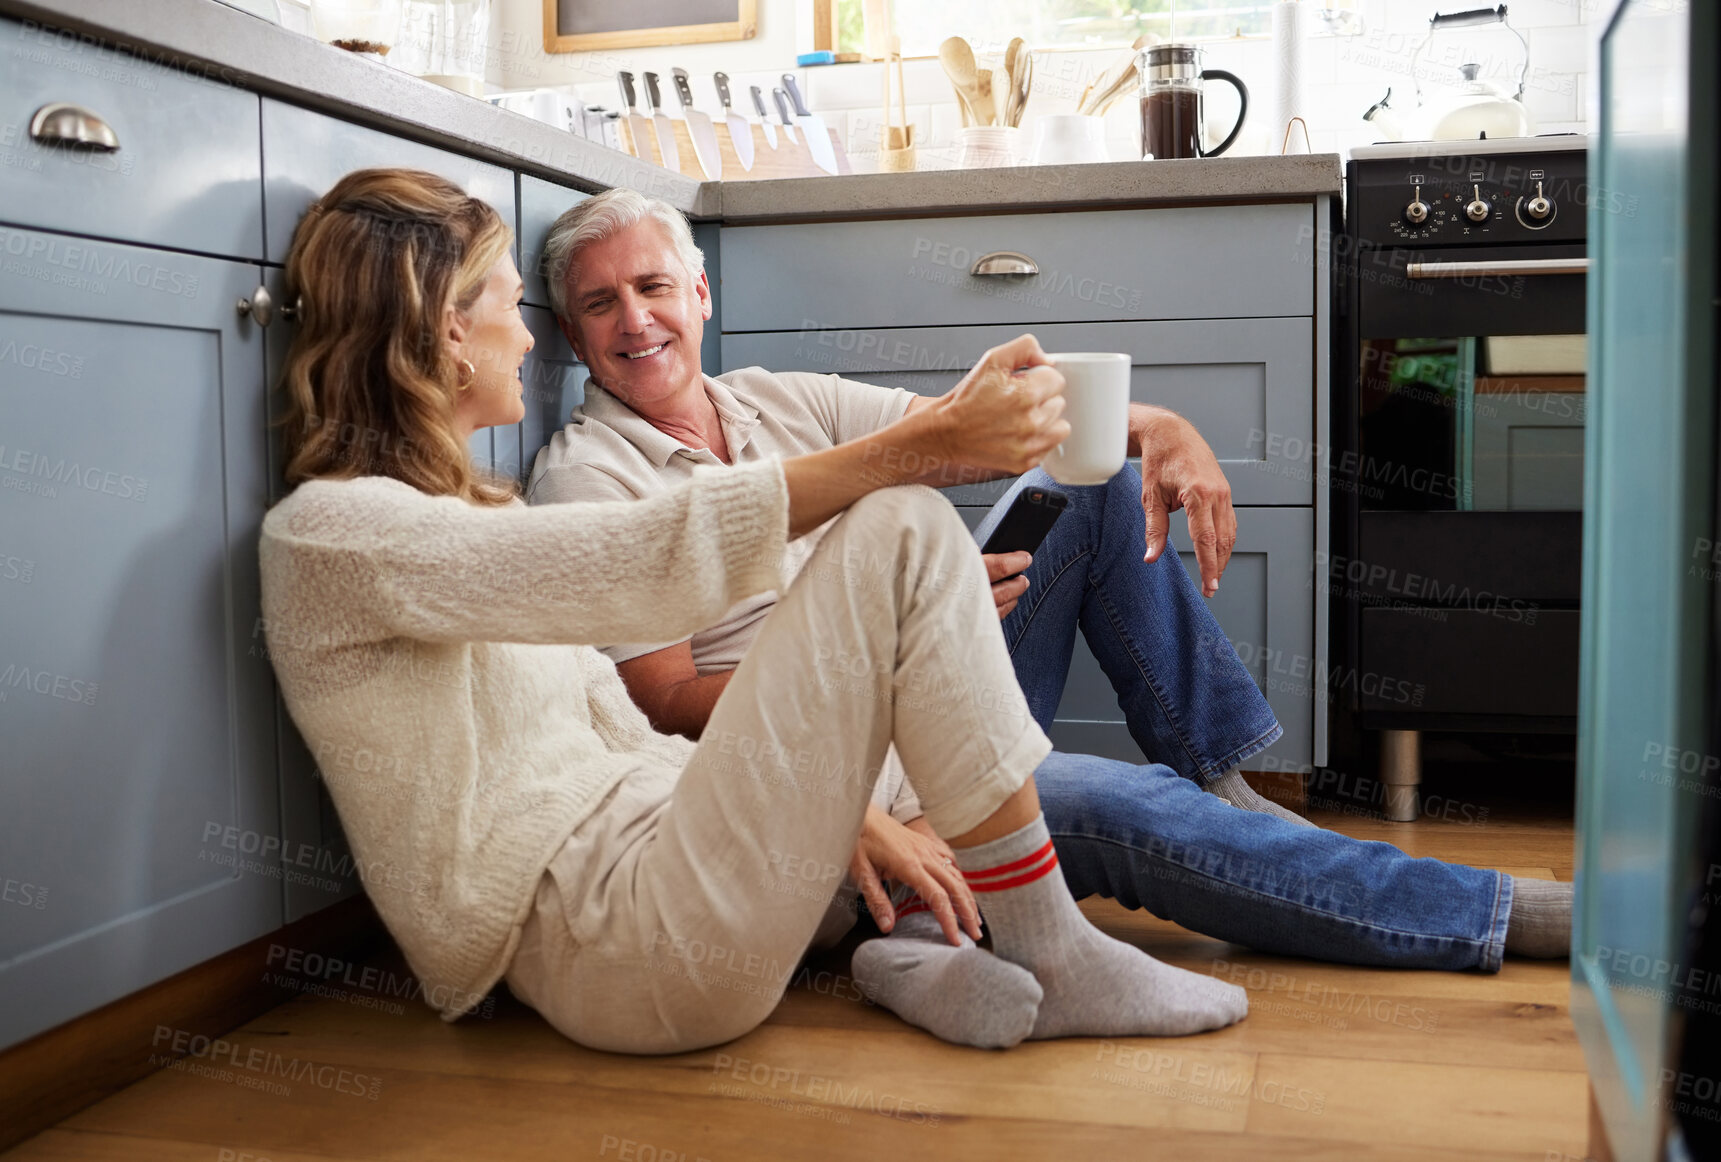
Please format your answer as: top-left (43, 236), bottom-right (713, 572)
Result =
top-left (1033, 115), bottom-right (1110, 165)
top-left (1043, 352), bottom-right (1130, 486)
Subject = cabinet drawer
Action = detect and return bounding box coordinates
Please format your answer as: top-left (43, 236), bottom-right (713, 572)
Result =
top-left (1031, 506), bottom-right (1318, 770)
top-left (1359, 608), bottom-right (1578, 718)
top-left (719, 203), bottom-right (1313, 333)
top-left (521, 174), bottom-right (588, 309)
top-left (725, 317), bottom-right (1314, 506)
top-left (262, 98), bottom-right (517, 265)
top-left (0, 17), bottom-right (263, 260)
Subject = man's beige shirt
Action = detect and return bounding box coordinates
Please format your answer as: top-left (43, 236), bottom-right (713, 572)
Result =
top-left (528, 365), bottom-right (915, 666)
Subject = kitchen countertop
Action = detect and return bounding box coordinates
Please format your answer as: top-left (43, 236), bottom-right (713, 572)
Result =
top-left (3, 0), bottom-right (1341, 222)
top-left (714, 155), bottom-right (1341, 223)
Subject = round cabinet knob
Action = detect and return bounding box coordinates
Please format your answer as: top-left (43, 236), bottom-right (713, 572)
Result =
top-left (1465, 184), bottom-right (1492, 223)
top-left (236, 286), bottom-right (274, 327)
top-left (1404, 183), bottom-right (1429, 225)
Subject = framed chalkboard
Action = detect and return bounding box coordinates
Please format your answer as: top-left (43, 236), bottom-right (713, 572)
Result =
top-left (543, 0), bottom-right (758, 53)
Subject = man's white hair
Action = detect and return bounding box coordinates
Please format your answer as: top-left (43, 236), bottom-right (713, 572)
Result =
top-left (541, 187), bottom-right (706, 326)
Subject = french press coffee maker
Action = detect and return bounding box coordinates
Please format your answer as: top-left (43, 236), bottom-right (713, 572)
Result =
top-left (1137, 43), bottom-right (1249, 160)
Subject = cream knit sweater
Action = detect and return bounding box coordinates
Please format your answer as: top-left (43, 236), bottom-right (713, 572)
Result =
top-left (258, 461), bottom-right (790, 1020)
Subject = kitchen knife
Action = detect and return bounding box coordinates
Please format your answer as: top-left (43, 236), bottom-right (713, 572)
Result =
top-left (771, 87), bottom-right (801, 145)
top-left (671, 67), bottom-right (723, 180)
top-left (641, 72), bottom-right (681, 173)
top-left (750, 85), bottom-right (779, 149)
top-left (781, 73), bottom-right (839, 175)
top-left (616, 71), bottom-right (655, 162)
top-left (714, 71), bottom-right (755, 171)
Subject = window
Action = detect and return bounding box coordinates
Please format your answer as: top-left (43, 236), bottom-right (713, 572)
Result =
top-left (835, 0), bottom-right (1282, 57)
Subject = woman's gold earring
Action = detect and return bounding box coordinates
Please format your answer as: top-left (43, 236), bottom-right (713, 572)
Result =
top-left (457, 359), bottom-right (476, 389)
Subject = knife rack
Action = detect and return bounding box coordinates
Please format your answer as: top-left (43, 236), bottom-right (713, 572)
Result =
top-left (621, 119), bottom-right (848, 180)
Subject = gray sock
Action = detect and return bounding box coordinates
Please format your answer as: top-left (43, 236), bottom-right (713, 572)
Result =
top-left (850, 900), bottom-right (1043, 1049)
top-left (1505, 877), bottom-right (1572, 958)
top-left (1209, 768), bottom-right (1317, 828)
top-left (955, 816), bottom-right (1248, 1039)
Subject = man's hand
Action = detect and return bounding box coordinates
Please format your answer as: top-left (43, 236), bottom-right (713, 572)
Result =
top-left (982, 552), bottom-right (1031, 620)
top-left (925, 335), bottom-right (1069, 484)
top-left (849, 806), bottom-right (979, 946)
top-left (1132, 406), bottom-right (1236, 598)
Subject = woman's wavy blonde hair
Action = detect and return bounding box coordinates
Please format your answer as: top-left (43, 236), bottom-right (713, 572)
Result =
top-left (278, 167), bottom-right (516, 505)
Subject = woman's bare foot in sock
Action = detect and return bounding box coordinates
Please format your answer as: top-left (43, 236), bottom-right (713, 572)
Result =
top-left (851, 904), bottom-right (1043, 1049)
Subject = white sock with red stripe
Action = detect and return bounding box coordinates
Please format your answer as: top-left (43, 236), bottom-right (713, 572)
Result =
top-left (954, 816), bottom-right (1249, 1039)
top-left (850, 890), bottom-right (1044, 1049)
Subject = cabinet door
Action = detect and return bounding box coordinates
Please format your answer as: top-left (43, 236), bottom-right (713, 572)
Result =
top-left (260, 98), bottom-right (517, 267)
top-left (520, 175), bottom-right (588, 310)
top-left (520, 304), bottom-right (587, 487)
top-left (0, 229), bottom-right (279, 1049)
top-left (1576, 2), bottom-right (1716, 1156)
top-left (725, 318), bottom-right (1315, 506)
top-left (262, 268), bottom-right (359, 923)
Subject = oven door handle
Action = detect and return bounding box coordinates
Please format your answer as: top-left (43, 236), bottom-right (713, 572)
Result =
top-left (1404, 257), bottom-right (1590, 278)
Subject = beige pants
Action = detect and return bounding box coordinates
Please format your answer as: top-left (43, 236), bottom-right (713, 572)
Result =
top-left (505, 487), bottom-right (1052, 1054)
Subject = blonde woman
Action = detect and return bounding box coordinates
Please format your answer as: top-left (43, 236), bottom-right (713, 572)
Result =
top-left (259, 168), bottom-right (1248, 1054)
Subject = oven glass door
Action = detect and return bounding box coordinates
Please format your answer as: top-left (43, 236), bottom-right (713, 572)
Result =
top-left (1357, 332), bottom-right (1587, 512)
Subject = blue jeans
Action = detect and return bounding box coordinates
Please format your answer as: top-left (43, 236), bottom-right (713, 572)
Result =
top-left (1032, 751), bottom-right (1510, 971)
top-left (971, 466), bottom-right (1281, 786)
top-left (970, 469), bottom-right (1511, 971)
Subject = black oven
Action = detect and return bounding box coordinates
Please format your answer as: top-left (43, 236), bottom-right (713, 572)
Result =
top-left (1333, 137), bottom-right (1588, 805)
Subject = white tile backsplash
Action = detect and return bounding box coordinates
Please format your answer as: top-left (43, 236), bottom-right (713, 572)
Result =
top-left (490, 0), bottom-right (1593, 171)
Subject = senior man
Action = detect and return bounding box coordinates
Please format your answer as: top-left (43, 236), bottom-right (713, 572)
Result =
top-left (524, 189), bottom-right (1569, 1046)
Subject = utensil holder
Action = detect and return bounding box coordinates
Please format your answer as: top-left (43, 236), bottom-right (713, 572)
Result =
top-left (958, 125), bottom-right (1020, 168)
top-left (879, 125), bottom-right (916, 171)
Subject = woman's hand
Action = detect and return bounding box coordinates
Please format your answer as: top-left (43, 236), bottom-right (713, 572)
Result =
top-left (928, 334), bottom-right (1070, 480)
top-left (849, 805), bottom-right (980, 946)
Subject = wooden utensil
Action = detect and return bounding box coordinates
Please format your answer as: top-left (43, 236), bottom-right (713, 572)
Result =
top-left (1003, 37), bottom-right (1029, 127)
top-left (1011, 47), bottom-right (1025, 126)
top-left (1080, 34), bottom-right (1152, 116)
top-left (972, 65), bottom-right (996, 126)
top-left (939, 37), bottom-right (986, 126)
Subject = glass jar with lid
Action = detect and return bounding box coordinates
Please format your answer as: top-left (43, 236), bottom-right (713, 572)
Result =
top-left (394, 0), bottom-right (491, 97)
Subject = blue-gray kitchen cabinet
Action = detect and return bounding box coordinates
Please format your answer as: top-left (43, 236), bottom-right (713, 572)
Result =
top-left (0, 228), bottom-right (280, 1050)
top-left (730, 321), bottom-right (1323, 770)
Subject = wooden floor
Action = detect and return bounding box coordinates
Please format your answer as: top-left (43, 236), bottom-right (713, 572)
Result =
top-left (4, 788), bottom-right (1585, 1162)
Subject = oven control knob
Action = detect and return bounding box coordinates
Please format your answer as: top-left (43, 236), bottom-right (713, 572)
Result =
top-left (1404, 183), bottom-right (1430, 225)
top-left (1465, 184), bottom-right (1492, 223)
top-left (1523, 180), bottom-right (1553, 221)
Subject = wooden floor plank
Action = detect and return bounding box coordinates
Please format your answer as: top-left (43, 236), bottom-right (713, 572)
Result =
top-left (1245, 1052), bottom-right (1589, 1157)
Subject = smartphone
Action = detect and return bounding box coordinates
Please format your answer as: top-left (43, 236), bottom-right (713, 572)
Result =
top-left (980, 486), bottom-right (1069, 579)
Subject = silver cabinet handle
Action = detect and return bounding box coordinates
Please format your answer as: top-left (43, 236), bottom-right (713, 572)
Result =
top-left (237, 286), bottom-right (274, 327)
top-left (970, 251), bottom-right (1039, 277)
top-left (1405, 258), bottom-right (1588, 278)
top-left (29, 103), bottom-right (120, 151)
